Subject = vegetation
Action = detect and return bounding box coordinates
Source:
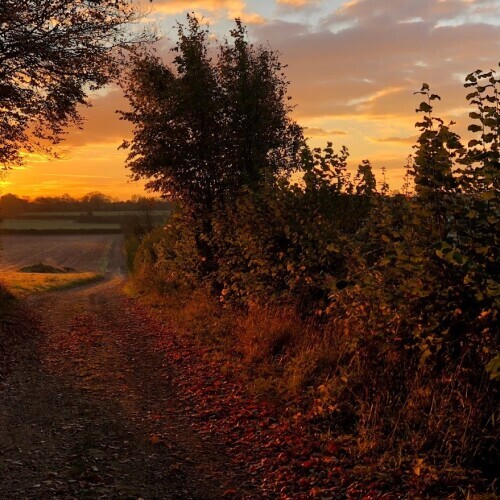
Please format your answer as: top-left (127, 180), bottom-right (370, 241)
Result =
top-left (120, 18), bottom-right (302, 276)
top-left (124, 17), bottom-right (499, 495)
top-left (0, 192), bottom-right (170, 216)
top-left (0, 0), bottom-right (150, 168)
top-left (0, 271), bottom-right (103, 298)
top-left (19, 264), bottom-right (76, 274)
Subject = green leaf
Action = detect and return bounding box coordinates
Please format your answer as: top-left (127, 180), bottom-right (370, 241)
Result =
top-left (452, 251), bottom-right (466, 265)
top-left (486, 353), bottom-right (500, 381)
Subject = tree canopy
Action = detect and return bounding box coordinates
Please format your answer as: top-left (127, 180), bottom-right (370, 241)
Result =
top-left (120, 16), bottom-right (303, 216)
top-left (0, 0), bottom-right (146, 168)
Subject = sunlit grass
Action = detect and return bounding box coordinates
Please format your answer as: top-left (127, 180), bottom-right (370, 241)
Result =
top-left (0, 271), bottom-right (103, 298)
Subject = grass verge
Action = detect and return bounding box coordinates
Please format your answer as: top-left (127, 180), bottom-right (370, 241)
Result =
top-left (127, 279), bottom-right (499, 497)
top-left (0, 271), bottom-right (104, 298)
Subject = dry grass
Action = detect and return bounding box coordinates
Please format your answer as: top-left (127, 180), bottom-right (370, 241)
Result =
top-left (0, 271), bottom-right (103, 298)
top-left (128, 277), bottom-right (499, 495)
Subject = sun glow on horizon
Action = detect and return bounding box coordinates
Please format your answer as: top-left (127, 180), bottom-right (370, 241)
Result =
top-left (4, 0), bottom-right (499, 199)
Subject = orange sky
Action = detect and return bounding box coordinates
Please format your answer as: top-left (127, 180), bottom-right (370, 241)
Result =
top-left (3, 0), bottom-right (499, 199)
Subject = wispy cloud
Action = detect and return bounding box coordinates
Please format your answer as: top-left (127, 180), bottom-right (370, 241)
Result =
top-left (151, 0), bottom-right (266, 24)
top-left (44, 174), bottom-right (115, 179)
top-left (371, 135), bottom-right (419, 145)
top-left (305, 127), bottom-right (347, 137)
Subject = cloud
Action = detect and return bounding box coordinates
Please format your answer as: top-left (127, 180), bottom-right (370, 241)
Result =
top-left (371, 135), bottom-right (419, 145)
top-left (305, 127), bottom-right (347, 136)
top-left (251, 3), bottom-right (500, 123)
top-left (276, 0), bottom-right (321, 9)
top-left (331, 0), bottom-right (500, 26)
top-left (43, 173), bottom-right (115, 179)
top-left (151, 0), bottom-right (265, 24)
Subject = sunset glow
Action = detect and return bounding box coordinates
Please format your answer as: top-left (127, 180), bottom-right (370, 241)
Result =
top-left (5, 0), bottom-right (499, 199)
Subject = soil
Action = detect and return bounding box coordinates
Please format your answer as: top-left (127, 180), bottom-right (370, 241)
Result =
top-left (0, 234), bottom-right (121, 273)
top-left (0, 240), bottom-right (254, 499)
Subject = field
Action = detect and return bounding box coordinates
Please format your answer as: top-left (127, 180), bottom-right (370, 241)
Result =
top-left (21, 210), bottom-right (170, 218)
top-left (1, 219), bottom-right (121, 231)
top-left (0, 234), bottom-right (123, 296)
top-left (0, 210), bottom-right (170, 234)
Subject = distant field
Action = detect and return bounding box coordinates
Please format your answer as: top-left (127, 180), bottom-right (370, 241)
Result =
top-left (0, 234), bottom-right (123, 297)
top-left (21, 210), bottom-right (170, 218)
top-left (0, 209), bottom-right (170, 234)
top-left (1, 219), bottom-right (121, 231)
top-left (0, 234), bottom-right (123, 273)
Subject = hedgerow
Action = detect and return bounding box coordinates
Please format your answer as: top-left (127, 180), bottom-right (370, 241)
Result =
top-left (123, 17), bottom-right (499, 493)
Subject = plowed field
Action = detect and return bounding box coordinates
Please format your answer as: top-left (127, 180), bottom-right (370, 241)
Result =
top-left (0, 234), bottom-right (124, 274)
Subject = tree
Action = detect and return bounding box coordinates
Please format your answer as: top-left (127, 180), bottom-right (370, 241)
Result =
top-left (121, 16), bottom-right (227, 216)
top-left (0, 193), bottom-right (29, 216)
top-left (217, 20), bottom-right (303, 192)
top-left (81, 191), bottom-right (114, 212)
top-left (121, 15), bottom-right (303, 216)
top-left (0, 0), bottom-right (147, 168)
top-left (354, 160), bottom-right (377, 196)
top-left (411, 84), bottom-right (463, 237)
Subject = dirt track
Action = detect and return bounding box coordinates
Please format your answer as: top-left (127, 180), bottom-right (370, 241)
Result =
top-left (0, 242), bottom-right (251, 499)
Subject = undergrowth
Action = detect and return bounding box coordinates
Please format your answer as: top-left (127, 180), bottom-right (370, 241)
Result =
top-left (128, 278), bottom-right (498, 495)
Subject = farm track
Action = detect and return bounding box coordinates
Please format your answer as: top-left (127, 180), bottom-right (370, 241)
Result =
top-left (0, 245), bottom-right (253, 498)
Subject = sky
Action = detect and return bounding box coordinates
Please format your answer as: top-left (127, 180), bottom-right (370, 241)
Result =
top-left (3, 0), bottom-right (500, 199)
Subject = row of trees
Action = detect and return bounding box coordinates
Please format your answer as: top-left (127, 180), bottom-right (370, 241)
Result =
top-left (0, 192), bottom-right (169, 216)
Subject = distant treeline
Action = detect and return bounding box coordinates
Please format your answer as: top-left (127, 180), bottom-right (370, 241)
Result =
top-left (0, 192), bottom-right (171, 216)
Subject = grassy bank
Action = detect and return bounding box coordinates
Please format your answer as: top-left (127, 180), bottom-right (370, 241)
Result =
top-left (128, 277), bottom-right (498, 496)
top-left (0, 271), bottom-right (104, 298)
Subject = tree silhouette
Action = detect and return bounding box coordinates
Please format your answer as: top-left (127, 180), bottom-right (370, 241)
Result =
top-left (121, 15), bottom-right (303, 216)
top-left (0, 0), bottom-right (147, 168)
